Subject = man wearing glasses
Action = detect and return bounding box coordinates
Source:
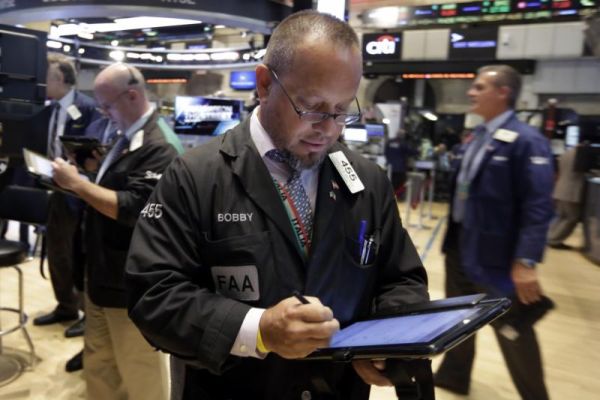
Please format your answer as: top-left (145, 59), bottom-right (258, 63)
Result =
top-left (126, 10), bottom-right (432, 400)
top-left (52, 63), bottom-right (181, 400)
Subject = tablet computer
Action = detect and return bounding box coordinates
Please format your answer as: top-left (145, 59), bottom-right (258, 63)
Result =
top-left (22, 148), bottom-right (87, 196)
top-left (305, 295), bottom-right (511, 361)
top-left (60, 135), bottom-right (107, 155)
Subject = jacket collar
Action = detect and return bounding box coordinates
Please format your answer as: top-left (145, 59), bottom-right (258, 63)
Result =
top-left (221, 120), bottom-right (346, 263)
top-left (222, 119), bottom-right (304, 260)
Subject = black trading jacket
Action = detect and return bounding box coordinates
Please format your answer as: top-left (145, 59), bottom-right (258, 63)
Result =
top-left (86, 111), bottom-right (180, 308)
top-left (126, 118), bottom-right (429, 400)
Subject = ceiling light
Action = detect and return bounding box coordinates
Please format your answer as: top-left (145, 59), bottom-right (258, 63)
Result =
top-left (210, 52), bottom-right (239, 61)
top-left (421, 111), bottom-right (438, 121)
top-left (109, 50), bottom-right (125, 61)
top-left (252, 49), bottom-right (266, 59)
top-left (47, 40), bottom-right (62, 49)
top-left (78, 48), bottom-right (85, 54)
top-left (77, 32), bottom-right (94, 40)
top-left (63, 44), bottom-right (71, 52)
top-left (95, 17), bottom-right (202, 32)
top-left (111, 40), bottom-right (119, 47)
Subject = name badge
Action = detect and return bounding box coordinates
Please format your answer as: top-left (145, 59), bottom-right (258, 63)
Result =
top-left (211, 265), bottom-right (259, 301)
top-left (328, 151), bottom-right (364, 194)
top-left (66, 104), bottom-right (82, 120)
top-left (129, 129), bottom-right (144, 152)
top-left (493, 129), bottom-right (518, 143)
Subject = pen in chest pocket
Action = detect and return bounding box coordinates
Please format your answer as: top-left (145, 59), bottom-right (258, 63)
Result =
top-left (358, 219), bottom-right (367, 257)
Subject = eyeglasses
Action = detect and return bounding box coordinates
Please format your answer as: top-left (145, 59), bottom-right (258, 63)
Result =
top-left (268, 68), bottom-right (361, 126)
top-left (98, 89), bottom-right (130, 112)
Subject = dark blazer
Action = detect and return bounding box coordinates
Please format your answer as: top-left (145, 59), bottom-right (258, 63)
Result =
top-left (62, 90), bottom-right (100, 138)
top-left (442, 114), bottom-right (554, 295)
top-left (85, 111), bottom-right (180, 308)
top-left (125, 117), bottom-right (429, 399)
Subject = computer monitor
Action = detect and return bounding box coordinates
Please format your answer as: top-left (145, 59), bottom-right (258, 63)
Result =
top-left (565, 126), bottom-right (580, 148)
top-left (574, 144), bottom-right (600, 172)
top-left (229, 70), bottom-right (256, 91)
top-left (344, 123), bottom-right (386, 143)
top-left (174, 96), bottom-right (244, 149)
top-left (344, 125), bottom-right (368, 143)
top-left (0, 106), bottom-right (51, 162)
top-left (0, 25), bottom-right (47, 118)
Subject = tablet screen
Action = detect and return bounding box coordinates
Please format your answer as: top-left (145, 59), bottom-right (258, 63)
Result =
top-left (24, 149), bottom-right (54, 178)
top-left (327, 307), bottom-right (481, 348)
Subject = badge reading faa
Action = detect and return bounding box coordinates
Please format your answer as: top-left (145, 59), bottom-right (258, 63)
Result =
top-left (328, 151), bottom-right (365, 194)
top-left (211, 266), bottom-right (259, 301)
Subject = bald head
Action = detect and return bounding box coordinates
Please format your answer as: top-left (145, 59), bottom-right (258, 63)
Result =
top-left (95, 63), bottom-right (145, 95)
top-left (94, 63), bottom-right (150, 131)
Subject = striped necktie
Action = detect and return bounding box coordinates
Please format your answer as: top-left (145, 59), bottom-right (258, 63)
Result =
top-left (96, 135), bottom-right (129, 183)
top-left (452, 125), bottom-right (488, 223)
top-left (266, 149), bottom-right (313, 253)
top-left (48, 102), bottom-right (61, 159)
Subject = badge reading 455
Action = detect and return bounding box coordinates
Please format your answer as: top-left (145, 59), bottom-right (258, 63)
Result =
top-left (328, 151), bottom-right (365, 194)
top-left (140, 203), bottom-right (163, 219)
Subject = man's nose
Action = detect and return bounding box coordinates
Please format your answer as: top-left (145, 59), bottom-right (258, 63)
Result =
top-left (311, 116), bottom-right (339, 135)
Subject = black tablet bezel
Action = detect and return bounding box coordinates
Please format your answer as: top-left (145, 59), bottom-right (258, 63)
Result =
top-left (305, 296), bottom-right (511, 361)
top-left (60, 135), bottom-right (106, 154)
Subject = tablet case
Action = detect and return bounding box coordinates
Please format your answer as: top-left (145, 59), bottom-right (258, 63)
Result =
top-left (305, 295), bottom-right (511, 361)
top-left (60, 135), bottom-right (107, 164)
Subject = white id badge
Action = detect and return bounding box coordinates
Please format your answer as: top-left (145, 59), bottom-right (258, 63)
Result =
top-left (493, 129), bottom-right (518, 143)
top-left (66, 104), bottom-right (82, 120)
top-left (328, 151), bottom-right (365, 194)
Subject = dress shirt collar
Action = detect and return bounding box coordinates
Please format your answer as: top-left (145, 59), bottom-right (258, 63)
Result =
top-left (250, 106), bottom-right (278, 158)
top-left (483, 109), bottom-right (513, 135)
top-left (122, 106), bottom-right (154, 141)
top-left (57, 88), bottom-right (75, 110)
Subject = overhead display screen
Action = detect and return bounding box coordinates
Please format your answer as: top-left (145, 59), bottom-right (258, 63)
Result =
top-left (362, 32), bottom-right (402, 61)
top-left (448, 26), bottom-right (498, 60)
top-left (362, 0), bottom-right (596, 27)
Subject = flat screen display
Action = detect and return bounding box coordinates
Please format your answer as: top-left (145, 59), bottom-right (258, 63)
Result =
top-left (344, 127), bottom-right (368, 143)
top-left (448, 26), bottom-right (498, 60)
top-left (174, 96), bottom-right (243, 148)
top-left (362, 32), bottom-right (402, 61)
top-left (230, 70), bottom-right (256, 90)
top-left (565, 126), bottom-right (580, 147)
top-left (328, 307), bottom-right (481, 348)
top-left (366, 124), bottom-right (386, 137)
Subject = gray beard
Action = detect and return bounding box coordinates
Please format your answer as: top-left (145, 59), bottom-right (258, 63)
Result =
top-left (288, 151), bottom-right (327, 171)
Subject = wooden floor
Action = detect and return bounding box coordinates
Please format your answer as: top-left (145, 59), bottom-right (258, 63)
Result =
top-left (1, 202), bottom-right (599, 400)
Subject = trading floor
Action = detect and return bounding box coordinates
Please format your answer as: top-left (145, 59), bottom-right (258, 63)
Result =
top-left (0, 202), bottom-right (599, 400)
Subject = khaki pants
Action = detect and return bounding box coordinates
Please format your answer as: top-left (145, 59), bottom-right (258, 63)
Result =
top-left (84, 294), bottom-right (169, 400)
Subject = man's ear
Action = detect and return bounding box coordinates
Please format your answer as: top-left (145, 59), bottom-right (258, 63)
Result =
top-left (255, 64), bottom-right (272, 102)
top-left (498, 85), bottom-right (511, 103)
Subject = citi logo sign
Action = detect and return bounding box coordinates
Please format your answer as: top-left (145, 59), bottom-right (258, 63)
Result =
top-left (365, 35), bottom-right (398, 55)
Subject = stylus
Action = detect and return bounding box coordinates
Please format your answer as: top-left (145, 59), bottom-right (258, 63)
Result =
top-left (293, 291), bottom-right (310, 305)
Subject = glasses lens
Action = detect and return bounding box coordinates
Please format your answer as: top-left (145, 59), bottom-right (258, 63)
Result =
top-left (300, 112), bottom-right (328, 123)
top-left (341, 114), bottom-right (361, 125)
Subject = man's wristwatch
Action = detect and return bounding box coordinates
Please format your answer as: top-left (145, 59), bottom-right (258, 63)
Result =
top-left (517, 258), bottom-right (536, 269)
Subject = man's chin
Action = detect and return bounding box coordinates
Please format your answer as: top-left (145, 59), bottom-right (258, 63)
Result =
top-left (291, 151), bottom-right (327, 170)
